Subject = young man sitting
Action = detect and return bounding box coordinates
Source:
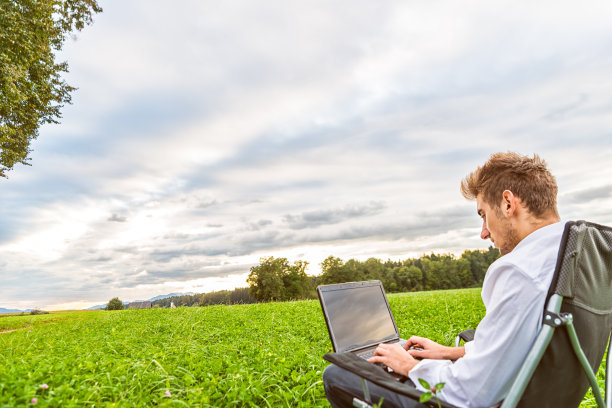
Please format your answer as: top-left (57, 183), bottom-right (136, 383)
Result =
top-left (323, 152), bottom-right (562, 408)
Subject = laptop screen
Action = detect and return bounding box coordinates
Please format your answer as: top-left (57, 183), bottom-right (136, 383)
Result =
top-left (318, 281), bottom-right (399, 353)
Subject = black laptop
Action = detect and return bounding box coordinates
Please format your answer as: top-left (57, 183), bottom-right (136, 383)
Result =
top-left (317, 280), bottom-right (406, 360)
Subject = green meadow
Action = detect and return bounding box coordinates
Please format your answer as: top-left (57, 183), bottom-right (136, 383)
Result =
top-left (0, 288), bottom-right (604, 407)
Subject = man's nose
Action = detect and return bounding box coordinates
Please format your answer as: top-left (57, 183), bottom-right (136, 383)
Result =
top-left (480, 221), bottom-right (490, 240)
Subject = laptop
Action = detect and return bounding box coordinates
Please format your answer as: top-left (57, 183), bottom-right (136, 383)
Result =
top-left (317, 280), bottom-right (406, 360)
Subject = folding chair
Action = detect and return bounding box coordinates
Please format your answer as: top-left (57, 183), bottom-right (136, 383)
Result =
top-left (323, 220), bottom-right (612, 408)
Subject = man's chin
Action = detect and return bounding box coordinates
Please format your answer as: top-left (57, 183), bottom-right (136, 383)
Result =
top-left (499, 242), bottom-right (519, 256)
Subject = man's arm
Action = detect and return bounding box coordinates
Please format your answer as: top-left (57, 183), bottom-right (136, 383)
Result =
top-left (366, 337), bottom-right (465, 377)
top-left (404, 336), bottom-right (465, 361)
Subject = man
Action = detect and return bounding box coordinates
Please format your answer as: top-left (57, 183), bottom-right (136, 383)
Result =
top-left (323, 152), bottom-right (563, 407)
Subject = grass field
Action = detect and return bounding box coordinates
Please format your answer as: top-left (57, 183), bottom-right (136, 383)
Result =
top-left (0, 288), bottom-right (604, 407)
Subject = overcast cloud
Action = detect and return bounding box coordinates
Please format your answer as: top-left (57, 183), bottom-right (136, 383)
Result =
top-left (2, 0), bottom-right (612, 310)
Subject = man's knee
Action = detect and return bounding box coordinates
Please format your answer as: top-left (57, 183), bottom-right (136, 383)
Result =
top-left (323, 363), bottom-right (343, 387)
top-left (323, 364), bottom-right (361, 407)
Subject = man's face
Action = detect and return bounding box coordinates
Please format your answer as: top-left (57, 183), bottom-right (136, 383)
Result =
top-left (476, 194), bottom-right (519, 256)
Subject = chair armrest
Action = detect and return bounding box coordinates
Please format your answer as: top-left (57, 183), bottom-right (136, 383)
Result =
top-left (455, 329), bottom-right (475, 347)
top-left (323, 352), bottom-right (459, 408)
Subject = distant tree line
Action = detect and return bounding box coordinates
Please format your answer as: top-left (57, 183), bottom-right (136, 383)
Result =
top-left (140, 247), bottom-right (500, 307)
top-left (152, 287), bottom-right (255, 308)
top-left (246, 247), bottom-right (500, 302)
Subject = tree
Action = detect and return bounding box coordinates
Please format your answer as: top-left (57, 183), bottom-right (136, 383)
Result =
top-left (421, 258), bottom-right (443, 290)
top-left (342, 259), bottom-right (364, 282)
top-left (456, 258), bottom-right (474, 287)
top-left (105, 297), bottom-right (124, 310)
top-left (281, 260), bottom-right (310, 300)
top-left (460, 247), bottom-right (500, 285)
top-left (397, 265), bottom-right (423, 292)
top-left (362, 258), bottom-right (384, 281)
top-left (320, 256), bottom-right (344, 284)
top-left (247, 256), bottom-right (312, 302)
top-left (0, 0), bottom-right (102, 177)
top-left (247, 257), bottom-right (285, 301)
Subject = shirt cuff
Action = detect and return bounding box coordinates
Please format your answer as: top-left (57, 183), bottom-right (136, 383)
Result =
top-left (408, 359), bottom-right (453, 391)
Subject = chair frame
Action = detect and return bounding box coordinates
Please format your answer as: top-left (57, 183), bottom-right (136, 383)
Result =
top-left (501, 292), bottom-right (610, 408)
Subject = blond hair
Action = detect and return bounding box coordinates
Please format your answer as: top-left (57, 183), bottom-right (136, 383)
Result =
top-left (461, 152), bottom-right (559, 218)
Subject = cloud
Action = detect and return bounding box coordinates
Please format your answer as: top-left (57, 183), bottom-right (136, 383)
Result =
top-left (108, 213), bottom-right (127, 222)
top-left (562, 185), bottom-right (612, 203)
top-left (246, 219), bottom-right (273, 231)
top-left (541, 94), bottom-right (589, 122)
top-left (283, 202), bottom-right (386, 230)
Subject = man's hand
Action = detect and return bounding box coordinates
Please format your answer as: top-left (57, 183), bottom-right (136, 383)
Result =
top-left (404, 336), bottom-right (465, 361)
top-left (367, 343), bottom-right (419, 376)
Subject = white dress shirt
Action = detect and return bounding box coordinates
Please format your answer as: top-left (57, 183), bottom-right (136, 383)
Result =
top-left (408, 222), bottom-right (564, 408)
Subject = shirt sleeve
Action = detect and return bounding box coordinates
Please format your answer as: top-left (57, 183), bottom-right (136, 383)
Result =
top-left (408, 262), bottom-right (547, 408)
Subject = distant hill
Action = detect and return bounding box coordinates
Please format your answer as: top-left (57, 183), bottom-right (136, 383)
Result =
top-left (87, 293), bottom-right (193, 310)
top-left (147, 292), bottom-right (194, 302)
top-left (0, 308), bottom-right (22, 314)
top-left (0, 308), bottom-right (33, 314)
top-left (87, 303), bottom-right (125, 310)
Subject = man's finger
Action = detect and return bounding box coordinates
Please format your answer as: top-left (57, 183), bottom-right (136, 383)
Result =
top-left (405, 336), bottom-right (422, 348)
top-left (373, 344), bottom-right (387, 356)
top-left (409, 335), bottom-right (427, 344)
top-left (367, 355), bottom-right (384, 364)
top-left (408, 349), bottom-right (426, 359)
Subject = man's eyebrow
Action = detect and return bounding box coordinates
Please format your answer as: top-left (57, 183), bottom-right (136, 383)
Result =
top-left (477, 209), bottom-right (484, 217)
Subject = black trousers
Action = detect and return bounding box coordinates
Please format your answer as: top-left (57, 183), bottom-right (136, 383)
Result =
top-left (323, 364), bottom-right (424, 408)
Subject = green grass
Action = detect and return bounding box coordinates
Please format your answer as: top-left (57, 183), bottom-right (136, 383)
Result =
top-left (0, 311), bottom-right (82, 331)
top-left (0, 288), bottom-right (604, 406)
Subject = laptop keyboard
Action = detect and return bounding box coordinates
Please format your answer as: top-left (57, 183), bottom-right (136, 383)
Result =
top-left (357, 350), bottom-right (375, 360)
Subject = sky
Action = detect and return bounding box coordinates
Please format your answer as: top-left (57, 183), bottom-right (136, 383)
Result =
top-left (2, 0), bottom-right (612, 311)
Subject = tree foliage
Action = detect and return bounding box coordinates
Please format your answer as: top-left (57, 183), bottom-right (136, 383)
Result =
top-left (0, 0), bottom-right (102, 177)
top-left (105, 297), bottom-right (124, 311)
top-left (247, 256), bottom-right (311, 302)
top-left (243, 248), bottom-right (499, 303)
top-left (318, 247), bottom-right (500, 293)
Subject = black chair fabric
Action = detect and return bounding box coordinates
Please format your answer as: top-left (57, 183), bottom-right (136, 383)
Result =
top-left (518, 221), bottom-right (612, 408)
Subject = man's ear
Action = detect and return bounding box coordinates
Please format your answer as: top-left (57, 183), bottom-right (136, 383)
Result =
top-left (501, 190), bottom-right (516, 216)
